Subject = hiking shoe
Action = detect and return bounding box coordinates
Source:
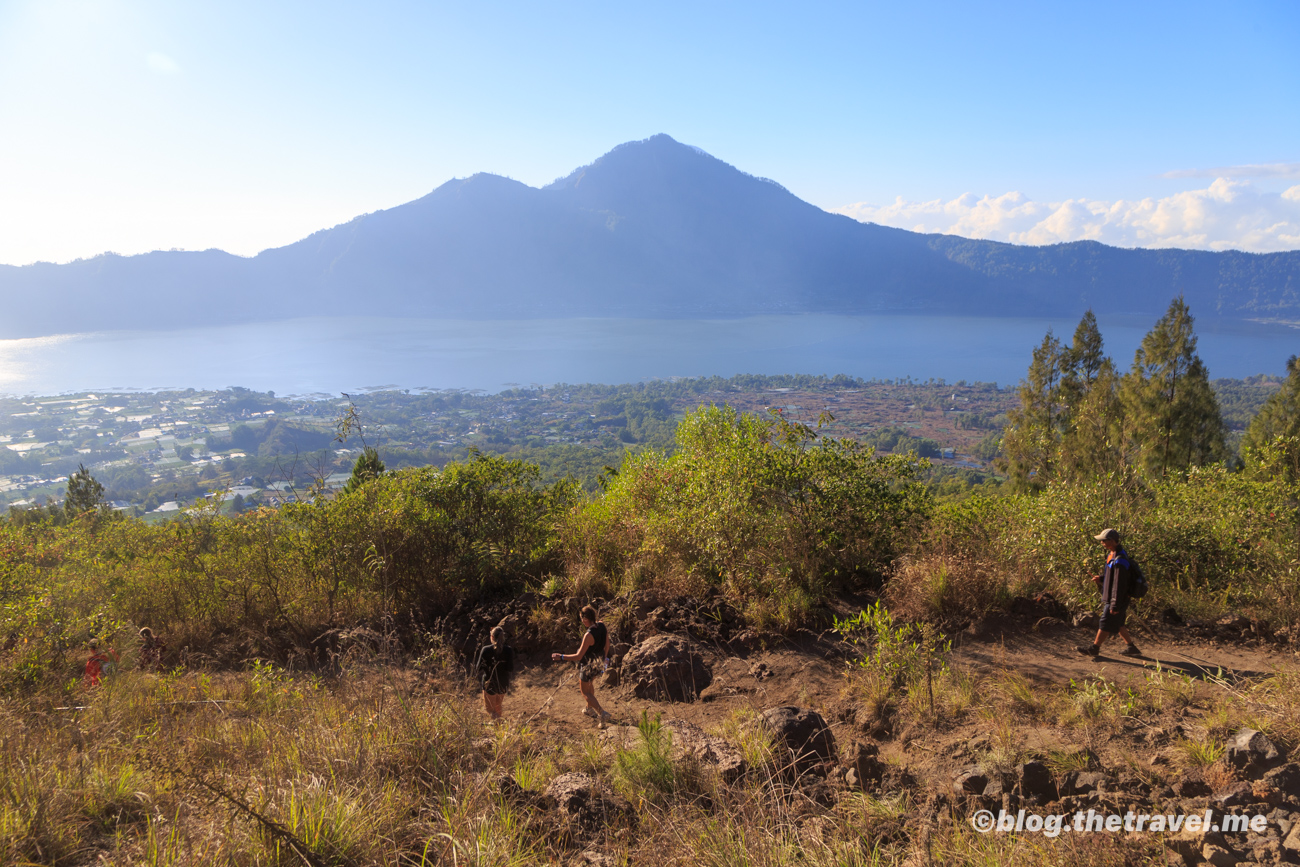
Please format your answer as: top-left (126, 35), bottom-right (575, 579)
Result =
top-left (600, 710), bottom-right (614, 723)
top-left (1121, 644), bottom-right (1142, 657)
top-left (1076, 644), bottom-right (1100, 657)
top-left (582, 707), bottom-right (598, 719)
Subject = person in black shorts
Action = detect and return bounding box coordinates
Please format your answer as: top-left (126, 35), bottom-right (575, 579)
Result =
top-left (1077, 528), bottom-right (1142, 658)
top-left (476, 626), bottom-right (515, 720)
top-left (551, 604), bottom-right (612, 724)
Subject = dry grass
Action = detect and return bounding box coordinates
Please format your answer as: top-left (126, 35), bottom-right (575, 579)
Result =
top-left (884, 555), bottom-right (1013, 624)
top-left (4, 618), bottom-right (1300, 866)
top-left (0, 665), bottom-right (534, 866)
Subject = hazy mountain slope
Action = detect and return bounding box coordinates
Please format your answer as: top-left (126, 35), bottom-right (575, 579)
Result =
top-left (1, 134), bottom-right (1297, 338)
top-left (927, 236), bottom-right (1300, 318)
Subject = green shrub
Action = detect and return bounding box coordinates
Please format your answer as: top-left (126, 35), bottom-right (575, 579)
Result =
top-left (926, 465), bottom-right (1300, 619)
top-left (561, 405), bottom-right (931, 628)
top-left (0, 453), bottom-right (577, 679)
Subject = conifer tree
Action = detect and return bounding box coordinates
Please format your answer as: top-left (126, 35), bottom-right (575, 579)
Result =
top-left (1059, 310), bottom-right (1106, 419)
top-left (343, 446), bottom-right (386, 494)
top-left (1057, 312), bottom-right (1123, 482)
top-left (1242, 355), bottom-right (1300, 480)
top-left (64, 463), bottom-right (105, 516)
top-left (1001, 330), bottom-right (1066, 490)
top-left (1120, 297), bottom-right (1226, 477)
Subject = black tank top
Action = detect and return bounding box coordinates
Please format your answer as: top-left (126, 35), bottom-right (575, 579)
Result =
top-left (580, 622), bottom-right (607, 664)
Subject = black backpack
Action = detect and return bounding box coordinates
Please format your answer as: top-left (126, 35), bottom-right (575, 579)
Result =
top-left (1127, 557), bottom-right (1149, 600)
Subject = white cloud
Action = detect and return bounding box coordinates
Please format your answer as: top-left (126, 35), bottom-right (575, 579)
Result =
top-left (146, 52), bottom-right (180, 74)
top-left (835, 179), bottom-right (1300, 253)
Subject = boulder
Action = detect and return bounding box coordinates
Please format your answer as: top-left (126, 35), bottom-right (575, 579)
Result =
top-left (761, 706), bottom-right (837, 773)
top-left (544, 773), bottom-right (635, 836)
top-left (1267, 807), bottom-right (1292, 837)
top-left (662, 718), bottom-right (747, 784)
top-left (1263, 763), bottom-right (1300, 801)
top-left (1226, 728), bottom-right (1285, 776)
top-left (620, 635), bottom-right (712, 702)
top-left (1284, 822), bottom-right (1300, 854)
top-left (1211, 781), bottom-right (1254, 808)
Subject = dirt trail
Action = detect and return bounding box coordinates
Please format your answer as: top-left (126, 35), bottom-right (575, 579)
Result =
top-left (950, 621), bottom-right (1294, 688)
top-left (493, 617), bottom-right (1300, 741)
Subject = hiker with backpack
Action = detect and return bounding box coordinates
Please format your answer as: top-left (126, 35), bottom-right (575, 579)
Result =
top-left (1077, 528), bottom-right (1143, 658)
top-left (551, 604), bottom-right (613, 725)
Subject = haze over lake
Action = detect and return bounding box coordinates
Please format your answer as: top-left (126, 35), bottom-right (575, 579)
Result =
top-left (1, 314), bottom-right (1294, 397)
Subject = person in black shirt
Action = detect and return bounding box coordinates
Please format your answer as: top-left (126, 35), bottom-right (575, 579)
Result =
top-left (1077, 528), bottom-right (1142, 658)
top-left (476, 626), bottom-right (515, 720)
top-left (551, 604), bottom-right (612, 725)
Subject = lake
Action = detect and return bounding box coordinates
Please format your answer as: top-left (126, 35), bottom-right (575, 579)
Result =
top-left (0, 314), bottom-right (1295, 396)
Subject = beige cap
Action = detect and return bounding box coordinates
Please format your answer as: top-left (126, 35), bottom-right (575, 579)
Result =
top-left (1093, 528), bottom-right (1120, 542)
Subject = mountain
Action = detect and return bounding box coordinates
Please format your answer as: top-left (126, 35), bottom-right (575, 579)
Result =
top-left (2, 134), bottom-right (1298, 338)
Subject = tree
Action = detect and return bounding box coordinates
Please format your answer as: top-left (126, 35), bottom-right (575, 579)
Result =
top-left (1057, 311), bottom-right (1123, 482)
top-left (65, 463), bottom-right (106, 516)
top-left (1058, 310), bottom-right (1106, 423)
top-left (1001, 330), bottom-right (1066, 490)
top-left (343, 447), bottom-right (386, 494)
top-left (1120, 297), bottom-right (1227, 477)
top-left (1057, 358), bottom-right (1124, 483)
top-left (1242, 355), bottom-right (1300, 481)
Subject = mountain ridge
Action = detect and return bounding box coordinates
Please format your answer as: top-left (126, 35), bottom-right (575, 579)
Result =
top-left (2, 134), bottom-right (1297, 338)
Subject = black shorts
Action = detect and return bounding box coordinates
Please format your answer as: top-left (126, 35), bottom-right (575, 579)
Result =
top-left (483, 681), bottom-right (509, 696)
top-left (578, 659), bottom-right (604, 683)
top-left (1099, 607), bottom-right (1128, 634)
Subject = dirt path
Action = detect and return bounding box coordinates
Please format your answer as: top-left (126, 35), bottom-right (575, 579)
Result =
top-left (950, 620), bottom-right (1295, 688)
top-left (493, 618), bottom-right (1300, 737)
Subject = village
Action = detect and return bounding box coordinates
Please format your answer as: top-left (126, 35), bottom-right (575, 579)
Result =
top-left (0, 376), bottom-right (1031, 516)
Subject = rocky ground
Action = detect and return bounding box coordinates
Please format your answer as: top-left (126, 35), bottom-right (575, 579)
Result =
top-left (429, 590), bottom-right (1300, 866)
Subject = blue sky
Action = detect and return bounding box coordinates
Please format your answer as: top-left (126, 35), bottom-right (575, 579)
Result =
top-left (1, 0), bottom-right (1297, 264)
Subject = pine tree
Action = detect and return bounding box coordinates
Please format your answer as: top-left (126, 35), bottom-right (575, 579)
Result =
top-left (1120, 297), bottom-right (1227, 477)
top-left (1057, 311), bottom-right (1123, 481)
top-left (64, 463), bottom-right (105, 516)
top-left (1001, 330), bottom-right (1066, 490)
top-left (1059, 311), bottom-right (1105, 419)
top-left (1242, 355), bottom-right (1300, 480)
top-left (343, 447), bottom-right (386, 494)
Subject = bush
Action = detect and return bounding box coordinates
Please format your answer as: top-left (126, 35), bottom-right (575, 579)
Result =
top-left (324, 452), bottom-right (578, 612)
top-left (0, 453), bottom-right (577, 680)
top-left (560, 405), bottom-right (931, 629)
top-left (925, 465), bottom-right (1300, 620)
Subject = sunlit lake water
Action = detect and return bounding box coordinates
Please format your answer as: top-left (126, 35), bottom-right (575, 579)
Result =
top-left (0, 314), bottom-right (1295, 396)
